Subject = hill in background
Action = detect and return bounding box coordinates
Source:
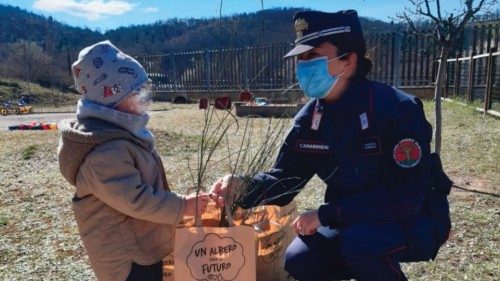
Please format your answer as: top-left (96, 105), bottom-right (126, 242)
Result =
top-left (0, 4), bottom-right (399, 90)
top-left (0, 4), bottom-right (399, 54)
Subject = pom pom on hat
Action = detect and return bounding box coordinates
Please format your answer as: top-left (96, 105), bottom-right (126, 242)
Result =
top-left (72, 40), bottom-right (148, 107)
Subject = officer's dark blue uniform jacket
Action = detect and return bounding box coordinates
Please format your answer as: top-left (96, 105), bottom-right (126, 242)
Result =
top-left (239, 78), bottom-right (450, 257)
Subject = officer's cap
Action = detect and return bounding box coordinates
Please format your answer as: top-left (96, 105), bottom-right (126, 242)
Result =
top-left (285, 10), bottom-right (365, 58)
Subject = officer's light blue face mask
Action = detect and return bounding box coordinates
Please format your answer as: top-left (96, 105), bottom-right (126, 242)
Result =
top-left (296, 54), bottom-right (346, 99)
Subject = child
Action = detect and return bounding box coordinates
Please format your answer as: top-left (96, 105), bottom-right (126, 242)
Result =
top-left (57, 40), bottom-right (209, 281)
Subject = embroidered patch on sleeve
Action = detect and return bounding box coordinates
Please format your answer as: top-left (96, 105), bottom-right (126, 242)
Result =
top-left (393, 138), bottom-right (422, 168)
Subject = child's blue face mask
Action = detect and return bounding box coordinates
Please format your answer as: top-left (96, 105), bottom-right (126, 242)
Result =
top-left (296, 54), bottom-right (346, 99)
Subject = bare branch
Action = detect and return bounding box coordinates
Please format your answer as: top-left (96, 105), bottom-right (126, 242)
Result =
top-left (423, 0), bottom-right (441, 22)
top-left (431, 25), bottom-right (440, 42)
top-left (471, 0), bottom-right (488, 14)
top-left (452, 10), bottom-right (469, 22)
top-left (400, 0), bottom-right (495, 43)
top-left (396, 11), bottom-right (419, 33)
top-left (435, 0), bottom-right (443, 21)
top-left (453, 0), bottom-right (489, 41)
top-left (398, 0), bottom-right (498, 157)
top-left (465, 0), bottom-right (474, 11)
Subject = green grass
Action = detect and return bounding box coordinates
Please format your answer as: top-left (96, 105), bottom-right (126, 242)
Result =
top-left (0, 100), bottom-right (498, 280)
top-left (491, 100), bottom-right (500, 112)
top-left (426, 100), bottom-right (500, 186)
top-left (21, 145), bottom-right (36, 160)
top-left (0, 216), bottom-right (7, 227)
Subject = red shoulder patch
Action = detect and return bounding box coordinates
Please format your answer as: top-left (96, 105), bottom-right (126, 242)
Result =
top-left (393, 138), bottom-right (422, 168)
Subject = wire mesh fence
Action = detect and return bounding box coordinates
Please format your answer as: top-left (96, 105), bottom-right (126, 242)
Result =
top-left (444, 49), bottom-right (499, 112)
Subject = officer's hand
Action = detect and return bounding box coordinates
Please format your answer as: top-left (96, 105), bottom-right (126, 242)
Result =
top-left (293, 209), bottom-right (321, 236)
top-left (209, 174), bottom-right (242, 208)
top-left (183, 192), bottom-right (210, 216)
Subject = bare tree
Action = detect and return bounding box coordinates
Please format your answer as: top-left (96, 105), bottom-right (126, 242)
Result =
top-left (397, 0), bottom-right (497, 155)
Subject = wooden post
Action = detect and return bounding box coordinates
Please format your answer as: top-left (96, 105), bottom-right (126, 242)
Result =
top-left (418, 36), bottom-right (424, 85)
top-left (384, 34), bottom-right (389, 84)
top-left (484, 47), bottom-right (494, 113)
top-left (204, 49), bottom-right (211, 92)
top-left (244, 47), bottom-right (249, 90)
top-left (393, 33), bottom-right (402, 87)
top-left (408, 35), bottom-right (413, 85)
top-left (171, 54), bottom-right (178, 93)
top-left (466, 52), bottom-right (475, 103)
top-left (466, 27), bottom-right (479, 103)
top-left (453, 55), bottom-right (460, 96)
top-left (444, 57), bottom-right (450, 97)
top-left (477, 25), bottom-right (485, 85)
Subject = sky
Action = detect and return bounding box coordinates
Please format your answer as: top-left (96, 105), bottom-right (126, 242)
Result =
top-left (0, 0), bottom-right (465, 32)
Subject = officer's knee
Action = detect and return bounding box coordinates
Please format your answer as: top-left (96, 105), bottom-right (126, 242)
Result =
top-left (284, 246), bottom-right (302, 276)
top-left (339, 239), bottom-right (364, 269)
top-left (339, 227), bottom-right (369, 269)
top-left (285, 240), bottom-right (321, 279)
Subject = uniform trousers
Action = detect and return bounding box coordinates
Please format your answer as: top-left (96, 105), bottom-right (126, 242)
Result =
top-left (284, 214), bottom-right (445, 281)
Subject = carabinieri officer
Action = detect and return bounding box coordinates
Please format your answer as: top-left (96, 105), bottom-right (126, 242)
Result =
top-left (210, 9), bottom-right (452, 281)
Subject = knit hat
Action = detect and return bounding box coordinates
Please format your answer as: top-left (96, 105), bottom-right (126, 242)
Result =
top-left (72, 40), bottom-right (149, 108)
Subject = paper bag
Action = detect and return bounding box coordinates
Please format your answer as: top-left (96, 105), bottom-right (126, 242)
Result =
top-left (162, 254), bottom-right (175, 281)
top-left (266, 202), bottom-right (298, 223)
top-left (254, 203), bottom-right (298, 281)
top-left (174, 226), bottom-right (256, 281)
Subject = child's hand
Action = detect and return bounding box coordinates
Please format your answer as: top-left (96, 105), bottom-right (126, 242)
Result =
top-left (209, 174), bottom-right (242, 208)
top-left (183, 192), bottom-right (210, 216)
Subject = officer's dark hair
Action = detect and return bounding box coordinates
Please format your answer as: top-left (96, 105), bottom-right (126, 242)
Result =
top-left (328, 34), bottom-right (373, 78)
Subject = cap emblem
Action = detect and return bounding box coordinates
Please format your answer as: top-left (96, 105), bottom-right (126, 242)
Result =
top-left (295, 18), bottom-right (309, 38)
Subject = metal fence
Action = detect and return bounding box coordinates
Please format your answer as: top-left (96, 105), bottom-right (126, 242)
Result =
top-left (136, 43), bottom-right (296, 92)
top-left (366, 31), bottom-right (440, 86)
top-left (135, 23), bottom-right (499, 110)
top-left (445, 48), bottom-right (500, 112)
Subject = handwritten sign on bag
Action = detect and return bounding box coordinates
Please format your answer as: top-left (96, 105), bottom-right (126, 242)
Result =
top-left (174, 226), bottom-right (256, 281)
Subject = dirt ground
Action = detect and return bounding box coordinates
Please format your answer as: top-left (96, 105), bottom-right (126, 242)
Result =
top-left (450, 172), bottom-right (499, 196)
top-left (0, 101), bottom-right (498, 280)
